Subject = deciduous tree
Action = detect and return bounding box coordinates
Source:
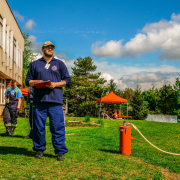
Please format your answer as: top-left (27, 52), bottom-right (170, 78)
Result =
top-left (23, 32), bottom-right (36, 87)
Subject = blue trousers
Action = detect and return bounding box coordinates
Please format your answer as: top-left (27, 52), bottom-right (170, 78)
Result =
top-left (32, 102), bottom-right (68, 154)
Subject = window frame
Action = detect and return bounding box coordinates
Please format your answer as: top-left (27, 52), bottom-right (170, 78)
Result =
top-left (0, 78), bottom-right (6, 105)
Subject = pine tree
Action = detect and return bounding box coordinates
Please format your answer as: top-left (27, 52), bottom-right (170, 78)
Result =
top-left (131, 84), bottom-right (149, 120)
top-left (64, 56), bottom-right (107, 116)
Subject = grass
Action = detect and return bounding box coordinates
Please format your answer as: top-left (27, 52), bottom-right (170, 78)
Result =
top-left (0, 117), bottom-right (180, 179)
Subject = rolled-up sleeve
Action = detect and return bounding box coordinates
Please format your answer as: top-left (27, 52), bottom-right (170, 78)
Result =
top-left (26, 64), bottom-right (34, 86)
top-left (60, 63), bottom-right (71, 86)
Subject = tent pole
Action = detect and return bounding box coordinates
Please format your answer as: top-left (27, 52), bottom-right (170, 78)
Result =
top-left (127, 102), bottom-right (128, 116)
top-left (99, 102), bottom-right (101, 118)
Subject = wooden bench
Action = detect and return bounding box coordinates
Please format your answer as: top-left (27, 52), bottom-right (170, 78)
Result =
top-left (118, 116), bottom-right (132, 119)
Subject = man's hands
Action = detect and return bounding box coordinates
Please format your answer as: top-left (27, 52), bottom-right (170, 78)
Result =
top-left (30, 80), bottom-right (66, 89)
top-left (15, 108), bottom-right (19, 117)
top-left (46, 82), bottom-right (56, 89)
top-left (46, 81), bottom-right (67, 89)
top-left (29, 80), bottom-right (43, 87)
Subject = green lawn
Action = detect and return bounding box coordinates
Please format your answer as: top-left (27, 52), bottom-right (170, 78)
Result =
top-left (0, 117), bottom-right (180, 179)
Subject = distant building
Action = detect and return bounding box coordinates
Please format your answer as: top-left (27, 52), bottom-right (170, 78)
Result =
top-left (0, 0), bottom-right (24, 114)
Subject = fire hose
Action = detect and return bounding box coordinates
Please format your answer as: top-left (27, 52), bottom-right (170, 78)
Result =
top-left (130, 123), bottom-right (180, 156)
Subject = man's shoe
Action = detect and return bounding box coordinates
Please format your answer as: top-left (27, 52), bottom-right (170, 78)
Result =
top-left (35, 151), bottom-right (43, 159)
top-left (57, 154), bottom-right (65, 161)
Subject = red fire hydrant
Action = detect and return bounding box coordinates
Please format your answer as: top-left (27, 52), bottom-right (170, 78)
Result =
top-left (119, 121), bottom-right (135, 155)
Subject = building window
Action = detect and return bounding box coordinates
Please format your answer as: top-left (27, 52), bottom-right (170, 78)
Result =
top-left (0, 16), bottom-right (2, 48)
top-left (14, 38), bottom-right (16, 62)
top-left (0, 78), bottom-right (6, 104)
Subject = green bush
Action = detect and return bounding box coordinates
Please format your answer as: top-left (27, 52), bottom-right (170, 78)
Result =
top-left (85, 115), bottom-right (90, 122)
top-left (97, 118), bottom-right (104, 126)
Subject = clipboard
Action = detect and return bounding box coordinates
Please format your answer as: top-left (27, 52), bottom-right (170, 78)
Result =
top-left (34, 81), bottom-right (51, 89)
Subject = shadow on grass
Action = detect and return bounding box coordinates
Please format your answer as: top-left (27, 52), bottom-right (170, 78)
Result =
top-left (10, 135), bottom-right (25, 138)
top-left (99, 149), bottom-right (120, 154)
top-left (0, 146), bottom-right (55, 158)
top-left (0, 134), bottom-right (26, 138)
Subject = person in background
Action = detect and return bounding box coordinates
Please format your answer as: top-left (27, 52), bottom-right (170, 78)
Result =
top-left (108, 108), bottom-right (112, 117)
top-left (111, 109), bottom-right (116, 119)
top-left (1, 79), bottom-right (23, 136)
top-left (117, 109), bottom-right (121, 117)
top-left (24, 86), bottom-right (33, 139)
top-left (26, 41), bottom-right (71, 161)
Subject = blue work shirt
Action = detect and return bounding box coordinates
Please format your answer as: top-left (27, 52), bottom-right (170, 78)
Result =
top-left (5, 87), bottom-right (23, 98)
top-left (25, 57), bottom-right (71, 104)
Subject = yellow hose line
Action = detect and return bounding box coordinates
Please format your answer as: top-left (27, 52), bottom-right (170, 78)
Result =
top-left (131, 123), bottom-right (180, 156)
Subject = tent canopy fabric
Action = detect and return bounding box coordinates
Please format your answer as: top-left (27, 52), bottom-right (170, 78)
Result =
top-left (20, 88), bottom-right (28, 96)
top-left (96, 91), bottom-right (128, 104)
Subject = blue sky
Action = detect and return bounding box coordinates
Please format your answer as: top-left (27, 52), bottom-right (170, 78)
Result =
top-left (7, 0), bottom-right (180, 90)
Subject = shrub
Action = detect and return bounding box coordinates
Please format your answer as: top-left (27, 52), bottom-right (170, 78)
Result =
top-left (97, 118), bottom-right (104, 126)
top-left (85, 115), bottom-right (90, 122)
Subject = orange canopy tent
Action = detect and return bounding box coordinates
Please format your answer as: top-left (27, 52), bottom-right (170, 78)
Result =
top-left (20, 88), bottom-right (28, 96)
top-left (96, 91), bottom-right (127, 104)
top-left (96, 91), bottom-right (128, 118)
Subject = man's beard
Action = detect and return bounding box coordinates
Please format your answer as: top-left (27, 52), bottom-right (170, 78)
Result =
top-left (44, 51), bottom-right (53, 57)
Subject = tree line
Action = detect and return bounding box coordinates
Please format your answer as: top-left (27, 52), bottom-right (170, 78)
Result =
top-left (63, 56), bottom-right (180, 119)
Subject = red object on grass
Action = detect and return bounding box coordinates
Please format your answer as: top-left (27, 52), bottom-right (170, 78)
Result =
top-left (35, 81), bottom-right (51, 89)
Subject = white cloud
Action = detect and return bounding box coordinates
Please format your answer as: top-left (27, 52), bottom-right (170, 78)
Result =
top-left (91, 40), bottom-right (123, 57)
top-left (171, 13), bottom-right (180, 22)
top-left (32, 53), bottom-right (42, 61)
top-left (91, 13), bottom-right (180, 60)
top-left (94, 60), bottom-right (180, 90)
top-left (13, 11), bottom-right (24, 21)
top-left (100, 73), bottom-right (114, 81)
top-left (25, 19), bottom-right (36, 30)
top-left (141, 20), bottom-right (171, 33)
top-left (28, 35), bottom-right (36, 43)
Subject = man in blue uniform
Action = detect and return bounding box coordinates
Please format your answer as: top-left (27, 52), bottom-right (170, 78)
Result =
top-left (1, 79), bottom-right (23, 136)
top-left (26, 41), bottom-right (71, 161)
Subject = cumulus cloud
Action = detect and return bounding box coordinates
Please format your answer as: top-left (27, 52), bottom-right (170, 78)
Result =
top-left (28, 35), bottom-right (42, 53)
top-left (91, 13), bottom-right (180, 60)
top-left (25, 19), bottom-right (36, 30)
top-left (54, 52), bottom-right (66, 59)
top-left (91, 40), bottom-right (123, 57)
top-left (100, 73), bottom-right (114, 81)
top-left (28, 35), bottom-right (36, 43)
top-left (13, 11), bottom-right (24, 21)
top-left (94, 60), bottom-right (180, 90)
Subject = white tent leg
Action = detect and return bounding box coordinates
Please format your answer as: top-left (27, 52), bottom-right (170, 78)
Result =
top-left (99, 102), bottom-right (101, 118)
top-left (127, 102), bottom-right (128, 116)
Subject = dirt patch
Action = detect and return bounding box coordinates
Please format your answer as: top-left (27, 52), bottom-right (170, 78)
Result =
top-left (66, 121), bottom-right (101, 127)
